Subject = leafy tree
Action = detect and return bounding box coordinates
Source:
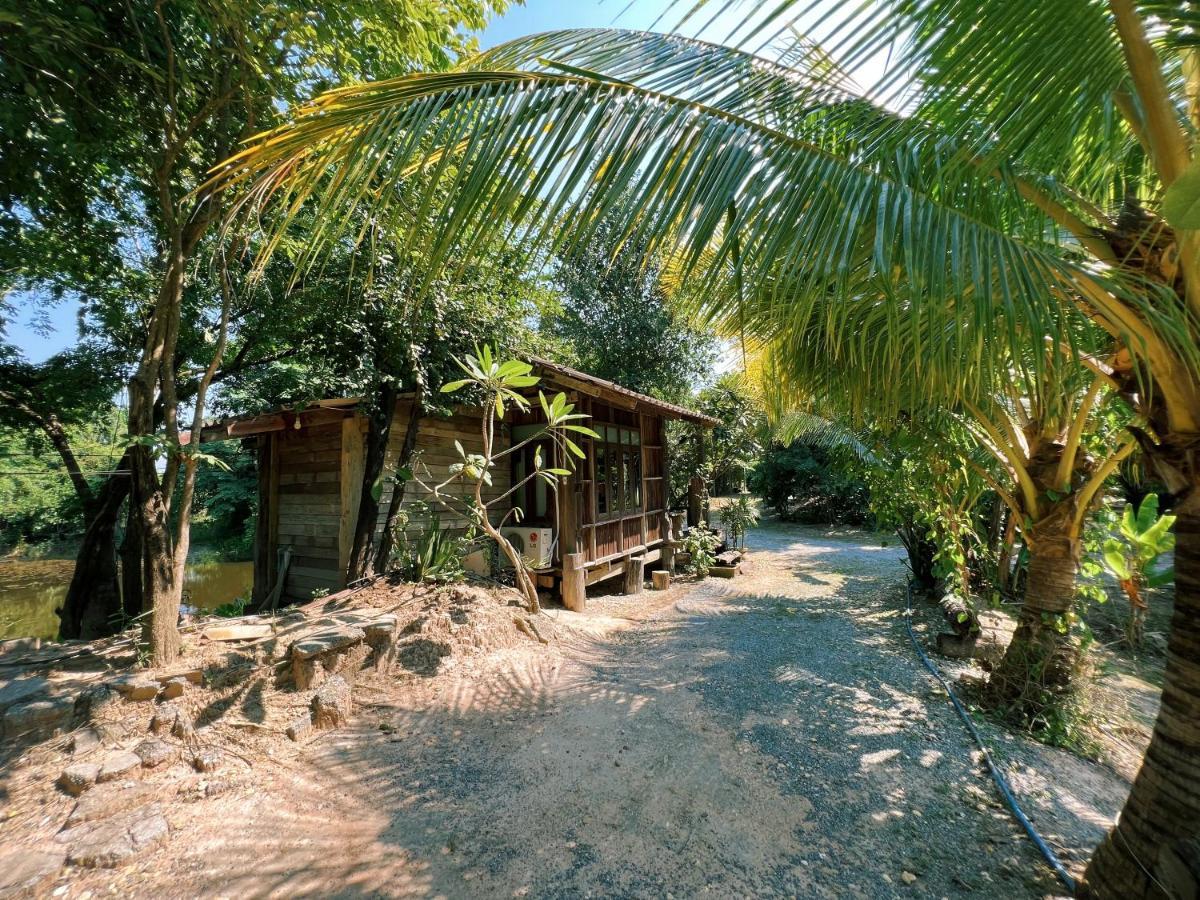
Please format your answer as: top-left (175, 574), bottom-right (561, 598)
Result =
top-left (668, 372), bottom-right (765, 507)
top-left (1, 0), bottom-right (509, 659)
top-left (719, 495), bottom-right (759, 549)
top-left (749, 442), bottom-right (870, 525)
top-left (546, 193), bottom-right (717, 404)
top-left (423, 347), bottom-right (598, 612)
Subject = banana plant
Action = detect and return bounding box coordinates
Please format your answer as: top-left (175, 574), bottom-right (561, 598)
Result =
top-left (1101, 494), bottom-right (1175, 648)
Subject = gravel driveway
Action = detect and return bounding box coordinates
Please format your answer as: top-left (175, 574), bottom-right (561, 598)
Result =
top-left (117, 522), bottom-right (1130, 898)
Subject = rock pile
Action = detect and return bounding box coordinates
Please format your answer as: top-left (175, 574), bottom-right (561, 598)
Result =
top-left (0, 580), bottom-right (554, 885)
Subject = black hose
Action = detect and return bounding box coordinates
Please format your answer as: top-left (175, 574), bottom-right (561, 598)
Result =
top-left (903, 581), bottom-right (1078, 894)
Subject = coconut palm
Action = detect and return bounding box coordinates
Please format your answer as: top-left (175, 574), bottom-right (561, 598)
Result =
top-left (207, 6), bottom-right (1200, 895)
top-left (758, 287), bottom-right (1138, 708)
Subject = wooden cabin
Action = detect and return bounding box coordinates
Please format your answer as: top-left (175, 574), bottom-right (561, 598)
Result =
top-left (195, 358), bottom-right (718, 609)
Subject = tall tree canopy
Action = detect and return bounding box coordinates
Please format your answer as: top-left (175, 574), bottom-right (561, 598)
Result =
top-left (0, 0), bottom-right (510, 657)
top-left (546, 194), bottom-right (717, 404)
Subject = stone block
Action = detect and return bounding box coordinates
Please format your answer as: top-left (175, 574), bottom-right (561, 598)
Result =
top-left (58, 804), bottom-right (168, 868)
top-left (110, 675), bottom-right (160, 702)
top-left (0, 847), bottom-right (65, 897)
top-left (155, 668), bottom-right (202, 686)
top-left (2, 695), bottom-right (75, 741)
top-left (190, 748), bottom-right (222, 773)
top-left (159, 677), bottom-right (188, 700)
top-left (67, 781), bottom-right (159, 827)
top-left (149, 703), bottom-right (180, 736)
top-left (311, 675), bottom-right (351, 730)
top-left (59, 763), bottom-right (101, 796)
top-left (290, 626), bottom-right (365, 660)
top-left (96, 751), bottom-right (141, 783)
top-left (285, 715), bottom-right (312, 742)
top-left (133, 739), bottom-right (175, 769)
top-left (69, 726), bottom-right (102, 756)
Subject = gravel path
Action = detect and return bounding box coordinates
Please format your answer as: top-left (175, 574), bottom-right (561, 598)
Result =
top-left (110, 522), bottom-right (1131, 898)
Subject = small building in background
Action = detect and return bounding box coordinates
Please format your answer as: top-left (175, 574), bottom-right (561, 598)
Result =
top-left (194, 358), bottom-right (717, 609)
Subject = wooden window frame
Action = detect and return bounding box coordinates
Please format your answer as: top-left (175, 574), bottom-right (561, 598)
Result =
top-left (592, 422), bottom-right (642, 523)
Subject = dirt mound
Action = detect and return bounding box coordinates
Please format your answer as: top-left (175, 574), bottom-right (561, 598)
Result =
top-left (0, 577), bottom-right (560, 886)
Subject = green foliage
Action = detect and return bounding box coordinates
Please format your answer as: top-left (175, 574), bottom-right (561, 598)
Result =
top-left (414, 346), bottom-right (599, 610)
top-left (187, 443), bottom-right (258, 560)
top-left (390, 506), bottom-right (469, 584)
top-left (1096, 493), bottom-right (1175, 646)
top-left (719, 496), bottom-right (759, 550)
top-left (0, 406), bottom-right (125, 547)
top-left (542, 191), bottom-right (718, 405)
top-left (213, 595), bottom-right (250, 618)
top-left (749, 442), bottom-right (870, 525)
top-left (669, 373), bottom-right (766, 503)
top-left (856, 422), bottom-right (990, 599)
top-left (680, 523), bottom-right (722, 577)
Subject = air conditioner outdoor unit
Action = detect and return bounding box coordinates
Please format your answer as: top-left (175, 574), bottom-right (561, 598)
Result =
top-left (499, 526), bottom-right (555, 570)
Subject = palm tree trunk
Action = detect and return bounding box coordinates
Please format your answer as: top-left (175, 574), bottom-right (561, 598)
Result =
top-left (1083, 487), bottom-right (1200, 899)
top-left (987, 514), bottom-right (1080, 717)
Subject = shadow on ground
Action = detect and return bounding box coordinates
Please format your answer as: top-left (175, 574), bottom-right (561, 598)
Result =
top-left (138, 523), bottom-right (1127, 898)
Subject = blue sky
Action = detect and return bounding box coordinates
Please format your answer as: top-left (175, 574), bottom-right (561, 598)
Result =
top-left (7, 0), bottom-right (878, 364)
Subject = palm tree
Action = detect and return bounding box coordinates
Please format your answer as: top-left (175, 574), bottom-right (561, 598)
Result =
top-left (759, 288), bottom-right (1137, 717)
top-left (207, 9), bottom-right (1200, 895)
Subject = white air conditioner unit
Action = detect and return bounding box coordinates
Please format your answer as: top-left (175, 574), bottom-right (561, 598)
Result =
top-left (499, 526), bottom-right (555, 569)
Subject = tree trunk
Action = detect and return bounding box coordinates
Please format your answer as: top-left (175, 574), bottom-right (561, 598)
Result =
top-left (1083, 474), bottom-right (1200, 899)
top-left (996, 513), bottom-right (1017, 594)
top-left (897, 521), bottom-right (937, 591)
top-left (374, 396), bottom-right (424, 573)
top-left (347, 382), bottom-right (398, 582)
top-left (986, 516), bottom-right (1080, 718)
top-left (57, 465), bottom-right (130, 639)
top-left (119, 496), bottom-right (143, 620)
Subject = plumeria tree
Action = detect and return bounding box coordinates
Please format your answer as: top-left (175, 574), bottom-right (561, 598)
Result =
top-left (414, 346), bottom-right (598, 612)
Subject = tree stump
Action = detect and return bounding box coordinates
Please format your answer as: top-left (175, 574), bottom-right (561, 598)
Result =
top-left (623, 555), bottom-right (645, 595)
top-left (651, 570), bottom-right (671, 591)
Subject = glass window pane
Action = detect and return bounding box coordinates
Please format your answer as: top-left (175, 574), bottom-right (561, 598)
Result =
top-left (631, 429), bottom-right (641, 446)
top-left (631, 452), bottom-right (642, 508)
top-left (595, 447), bottom-right (607, 515)
top-left (609, 451), bottom-right (621, 514)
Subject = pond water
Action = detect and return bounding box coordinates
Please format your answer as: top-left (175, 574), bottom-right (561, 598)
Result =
top-left (0, 557), bottom-right (254, 641)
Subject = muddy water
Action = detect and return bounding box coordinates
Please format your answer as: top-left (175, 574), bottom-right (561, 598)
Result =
top-left (0, 557), bottom-right (253, 641)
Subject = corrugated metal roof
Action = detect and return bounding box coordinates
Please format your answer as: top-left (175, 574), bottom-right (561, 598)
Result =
top-left (528, 356), bottom-right (719, 426)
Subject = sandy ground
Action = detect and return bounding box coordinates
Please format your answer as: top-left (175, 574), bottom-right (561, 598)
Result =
top-left (52, 522), bottom-right (1134, 898)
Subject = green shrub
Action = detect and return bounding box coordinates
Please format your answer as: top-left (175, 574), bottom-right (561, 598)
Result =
top-left (719, 496), bottom-right (759, 549)
top-left (749, 442), bottom-right (870, 524)
top-left (680, 523), bottom-right (722, 576)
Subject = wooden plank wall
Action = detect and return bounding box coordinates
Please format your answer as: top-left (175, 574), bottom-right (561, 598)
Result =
top-left (372, 400), bottom-right (513, 547)
top-left (275, 421), bottom-right (345, 603)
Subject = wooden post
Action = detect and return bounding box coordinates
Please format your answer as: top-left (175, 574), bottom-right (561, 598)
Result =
top-left (562, 552), bottom-right (586, 612)
top-left (558, 441), bottom-right (579, 558)
top-left (623, 554), bottom-right (645, 595)
top-left (688, 475), bottom-right (704, 527)
top-left (651, 570), bottom-right (671, 591)
top-left (337, 417), bottom-right (366, 587)
top-left (252, 434), bottom-right (272, 606)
